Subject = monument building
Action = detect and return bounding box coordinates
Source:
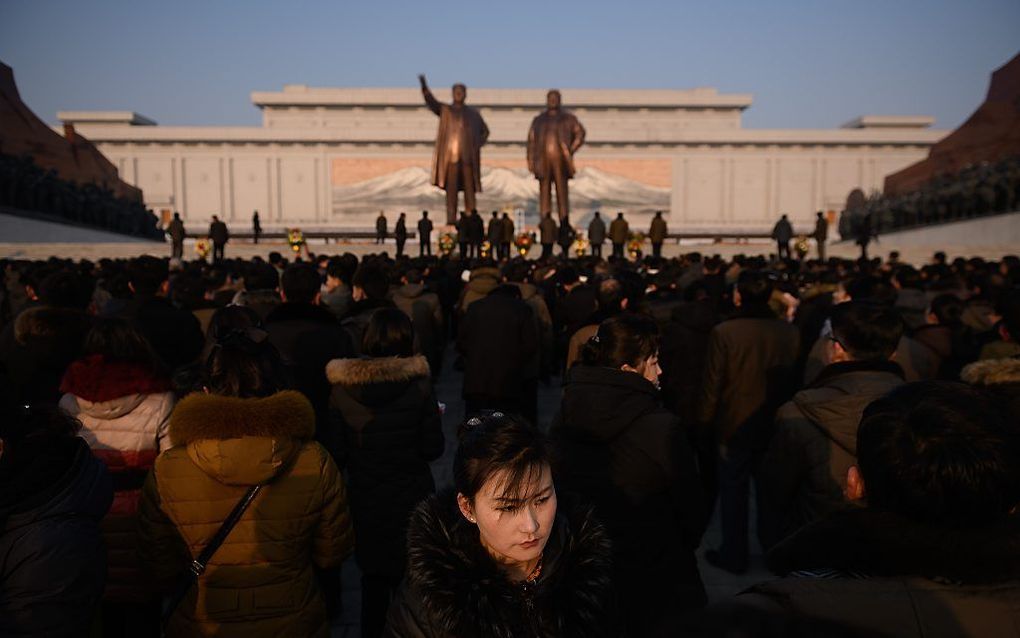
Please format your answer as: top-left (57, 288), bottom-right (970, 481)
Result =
top-left (57, 84), bottom-right (944, 232)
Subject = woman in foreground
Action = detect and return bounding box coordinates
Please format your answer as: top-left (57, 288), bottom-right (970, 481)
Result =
top-left (384, 412), bottom-right (618, 637)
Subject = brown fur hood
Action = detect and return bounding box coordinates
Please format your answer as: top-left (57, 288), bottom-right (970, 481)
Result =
top-left (168, 390), bottom-right (314, 445)
top-left (326, 355), bottom-right (429, 386)
top-left (961, 357), bottom-right (1020, 386)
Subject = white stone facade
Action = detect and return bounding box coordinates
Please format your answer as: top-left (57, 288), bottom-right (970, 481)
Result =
top-left (57, 86), bottom-right (943, 233)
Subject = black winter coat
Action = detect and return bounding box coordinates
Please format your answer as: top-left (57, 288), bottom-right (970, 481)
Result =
top-left (758, 360), bottom-right (905, 548)
top-left (457, 289), bottom-right (537, 401)
top-left (326, 354), bottom-right (443, 575)
top-left (383, 493), bottom-right (619, 638)
top-left (0, 306), bottom-right (92, 406)
top-left (740, 509), bottom-right (1020, 637)
top-left (266, 302), bottom-right (354, 454)
top-left (553, 365), bottom-right (707, 633)
top-left (0, 437), bottom-right (112, 637)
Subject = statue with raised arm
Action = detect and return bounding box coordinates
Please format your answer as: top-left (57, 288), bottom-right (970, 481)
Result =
top-left (527, 89), bottom-right (586, 222)
top-left (419, 74), bottom-right (490, 225)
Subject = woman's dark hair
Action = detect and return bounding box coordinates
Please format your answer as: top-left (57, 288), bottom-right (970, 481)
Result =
top-left (82, 316), bottom-right (162, 371)
top-left (857, 381), bottom-right (1020, 528)
top-left (362, 308), bottom-right (414, 357)
top-left (581, 313), bottom-right (660, 369)
top-left (203, 306), bottom-right (286, 398)
top-left (454, 412), bottom-right (555, 504)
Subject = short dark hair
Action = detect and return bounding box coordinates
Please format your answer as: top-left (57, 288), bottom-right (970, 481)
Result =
top-left (362, 308), bottom-right (414, 357)
top-left (857, 382), bottom-right (1020, 527)
top-left (581, 313), bottom-right (659, 369)
top-left (736, 270), bottom-right (774, 306)
top-left (928, 293), bottom-right (964, 326)
top-left (37, 269), bottom-right (91, 309)
top-left (244, 262), bottom-right (279, 291)
top-left (126, 256), bottom-right (169, 297)
top-left (454, 412), bottom-right (555, 504)
top-left (352, 264), bottom-right (389, 300)
top-left (281, 264), bottom-right (321, 304)
top-left (830, 301), bottom-right (903, 361)
top-left (893, 265), bottom-right (922, 290)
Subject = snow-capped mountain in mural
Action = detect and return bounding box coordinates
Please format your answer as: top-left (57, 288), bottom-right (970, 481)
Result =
top-left (332, 166), bottom-right (670, 219)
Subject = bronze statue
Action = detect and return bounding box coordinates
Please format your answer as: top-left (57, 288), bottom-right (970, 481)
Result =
top-left (419, 74), bottom-right (489, 225)
top-left (527, 90), bottom-right (586, 221)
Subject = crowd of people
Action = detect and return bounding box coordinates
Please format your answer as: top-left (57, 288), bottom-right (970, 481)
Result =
top-left (1, 243), bottom-right (1019, 637)
top-left (0, 153), bottom-right (164, 240)
top-left (840, 154), bottom-right (1020, 242)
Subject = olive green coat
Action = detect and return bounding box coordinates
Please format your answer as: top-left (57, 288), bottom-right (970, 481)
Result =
top-left (137, 390), bottom-right (354, 637)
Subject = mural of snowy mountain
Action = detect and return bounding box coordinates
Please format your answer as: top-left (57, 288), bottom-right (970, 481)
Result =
top-left (332, 166), bottom-right (669, 221)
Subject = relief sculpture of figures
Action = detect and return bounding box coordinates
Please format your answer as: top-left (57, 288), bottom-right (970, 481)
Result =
top-left (419, 74), bottom-right (490, 225)
top-left (527, 90), bottom-right (586, 222)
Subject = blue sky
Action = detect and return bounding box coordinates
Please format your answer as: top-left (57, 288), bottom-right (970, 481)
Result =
top-left (1, 0), bottom-right (1017, 131)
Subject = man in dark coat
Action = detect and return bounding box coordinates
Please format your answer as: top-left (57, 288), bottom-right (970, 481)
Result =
top-left (457, 285), bottom-right (537, 420)
top-left (167, 212), bottom-right (185, 259)
top-left (697, 270), bottom-right (800, 573)
top-left (557, 218), bottom-right (576, 257)
top-left (813, 211), bottom-right (828, 261)
top-left (554, 336), bottom-right (707, 634)
top-left (252, 210), bottom-right (262, 245)
top-left (375, 211), bottom-right (388, 245)
top-left (588, 211), bottom-right (606, 258)
top-left (500, 213), bottom-right (514, 261)
top-left (740, 382), bottom-right (1020, 637)
top-left (117, 257), bottom-right (203, 373)
top-left (456, 211), bottom-right (471, 258)
top-left (487, 211), bottom-right (503, 259)
top-left (392, 269), bottom-right (444, 375)
top-left (394, 213), bottom-right (408, 258)
top-left (649, 210), bottom-right (668, 258)
top-left (208, 215), bottom-right (229, 262)
top-left (264, 263), bottom-right (354, 458)
top-left (0, 389), bottom-right (113, 637)
top-left (417, 211), bottom-right (433, 257)
top-left (341, 264), bottom-right (395, 356)
top-left (758, 300), bottom-right (905, 548)
top-left (539, 212), bottom-right (557, 260)
top-left (771, 214), bottom-right (793, 260)
top-left (468, 208), bottom-right (484, 258)
top-left (609, 212), bottom-right (629, 259)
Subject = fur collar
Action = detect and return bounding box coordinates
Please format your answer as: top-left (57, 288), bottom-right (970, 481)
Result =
top-left (961, 356), bottom-right (1020, 386)
top-left (405, 493), bottom-right (617, 637)
top-left (168, 390), bottom-right (314, 445)
top-left (325, 355), bottom-right (429, 386)
top-left (60, 354), bottom-right (170, 403)
top-left (767, 508), bottom-right (1020, 584)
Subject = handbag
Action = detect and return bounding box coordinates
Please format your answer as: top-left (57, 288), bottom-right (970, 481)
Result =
top-left (161, 483), bottom-right (263, 626)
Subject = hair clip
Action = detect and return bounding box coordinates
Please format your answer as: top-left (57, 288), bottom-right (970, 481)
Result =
top-left (591, 334), bottom-right (600, 344)
top-left (465, 417), bottom-right (482, 428)
top-left (491, 411), bottom-right (504, 418)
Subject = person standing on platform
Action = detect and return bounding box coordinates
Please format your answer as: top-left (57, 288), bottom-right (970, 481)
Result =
top-left (252, 210), bottom-right (262, 245)
top-left (418, 211), bottom-right (433, 257)
top-left (813, 211), bottom-right (828, 261)
top-left (772, 214), bottom-right (793, 260)
top-left (558, 218), bottom-right (576, 257)
top-left (539, 212), bottom-right (557, 260)
top-left (487, 211), bottom-right (502, 259)
top-left (419, 74), bottom-right (489, 226)
top-left (457, 211), bottom-right (471, 258)
top-left (588, 211), bottom-right (606, 258)
top-left (375, 211), bottom-right (388, 245)
top-left (609, 212), bottom-right (629, 259)
top-left (167, 212), bottom-right (185, 259)
top-left (649, 210), bottom-right (668, 259)
top-left (500, 212), bottom-right (514, 261)
top-left (468, 209), bottom-right (484, 258)
top-left (394, 212), bottom-right (407, 258)
top-left (209, 215), bottom-right (229, 262)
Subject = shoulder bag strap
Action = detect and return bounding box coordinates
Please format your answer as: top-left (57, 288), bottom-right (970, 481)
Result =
top-left (161, 483), bottom-right (263, 626)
